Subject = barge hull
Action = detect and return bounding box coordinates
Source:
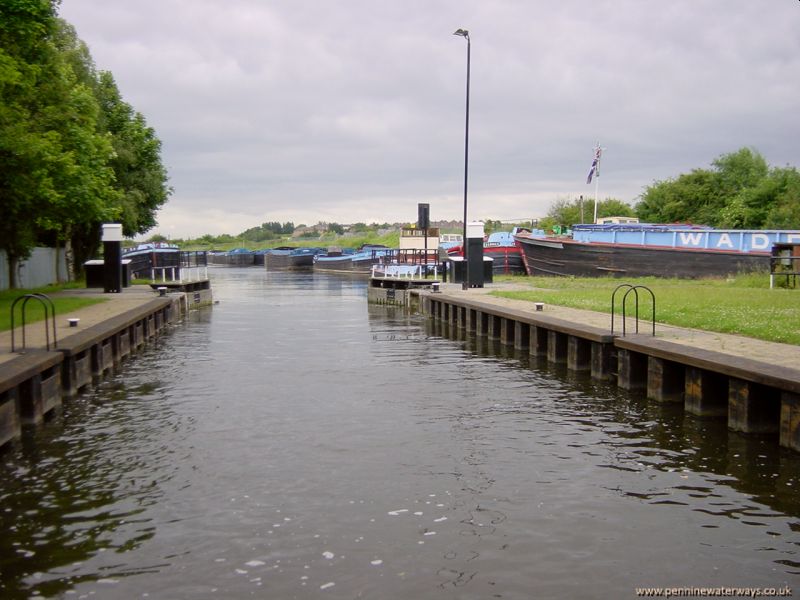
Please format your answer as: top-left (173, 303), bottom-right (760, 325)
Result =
top-left (266, 254), bottom-right (315, 270)
top-left (515, 237), bottom-right (770, 278)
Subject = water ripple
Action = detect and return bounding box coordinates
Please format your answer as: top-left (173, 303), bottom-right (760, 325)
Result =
top-left (1, 269), bottom-right (798, 598)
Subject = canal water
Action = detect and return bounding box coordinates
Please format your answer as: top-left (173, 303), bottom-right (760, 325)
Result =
top-left (1, 269), bottom-right (798, 599)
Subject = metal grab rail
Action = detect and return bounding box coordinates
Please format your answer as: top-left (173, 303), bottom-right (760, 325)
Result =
top-left (10, 293), bottom-right (58, 353)
top-left (611, 284), bottom-right (655, 337)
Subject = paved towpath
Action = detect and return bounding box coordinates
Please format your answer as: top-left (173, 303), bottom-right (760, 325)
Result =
top-left (0, 286), bottom-right (165, 367)
top-left (434, 282), bottom-right (800, 371)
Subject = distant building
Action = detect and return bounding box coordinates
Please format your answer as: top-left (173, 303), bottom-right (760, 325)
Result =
top-left (291, 223), bottom-right (328, 238)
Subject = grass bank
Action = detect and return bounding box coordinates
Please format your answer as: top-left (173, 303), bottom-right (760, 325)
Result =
top-left (491, 274), bottom-right (800, 345)
top-left (0, 283), bottom-right (107, 333)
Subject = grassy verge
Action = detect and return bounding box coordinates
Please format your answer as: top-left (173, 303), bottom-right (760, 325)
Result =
top-left (0, 283), bottom-right (107, 332)
top-left (490, 274), bottom-right (800, 345)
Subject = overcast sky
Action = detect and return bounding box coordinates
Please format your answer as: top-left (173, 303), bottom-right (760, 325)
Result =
top-left (58, 0), bottom-right (800, 239)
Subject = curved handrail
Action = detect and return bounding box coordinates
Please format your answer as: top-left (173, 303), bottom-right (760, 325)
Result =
top-left (10, 293), bottom-right (57, 353)
top-left (611, 284), bottom-right (634, 335)
top-left (611, 284), bottom-right (656, 336)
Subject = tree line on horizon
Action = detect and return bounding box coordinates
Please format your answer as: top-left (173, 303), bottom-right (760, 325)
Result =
top-left (149, 221), bottom-right (403, 247)
top-left (1, 0), bottom-right (170, 287)
top-left (543, 148), bottom-right (800, 230)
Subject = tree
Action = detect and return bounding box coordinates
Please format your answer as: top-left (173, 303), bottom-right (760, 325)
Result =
top-left (35, 19), bottom-right (119, 278)
top-left (712, 147), bottom-right (768, 194)
top-left (1, 1), bottom-right (116, 286)
top-left (0, 0), bottom-right (56, 286)
top-left (541, 196), bottom-right (635, 230)
top-left (0, 7), bottom-right (172, 285)
top-left (94, 71), bottom-right (171, 237)
top-left (763, 167), bottom-right (800, 229)
top-left (635, 169), bottom-right (722, 225)
top-left (636, 148), bottom-right (800, 229)
top-left (482, 219), bottom-right (503, 234)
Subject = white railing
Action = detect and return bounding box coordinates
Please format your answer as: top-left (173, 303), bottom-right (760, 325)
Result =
top-left (151, 266), bottom-right (177, 282)
top-left (371, 264), bottom-right (438, 279)
top-left (150, 266), bottom-right (209, 283)
top-left (180, 266), bottom-right (209, 282)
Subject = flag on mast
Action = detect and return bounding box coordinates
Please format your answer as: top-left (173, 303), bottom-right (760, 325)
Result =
top-left (586, 144), bottom-right (602, 184)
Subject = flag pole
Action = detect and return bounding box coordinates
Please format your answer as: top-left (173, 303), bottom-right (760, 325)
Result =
top-left (593, 142), bottom-right (600, 223)
top-left (593, 169), bottom-right (599, 223)
top-left (586, 142), bottom-right (602, 222)
top-left (592, 140), bottom-right (601, 225)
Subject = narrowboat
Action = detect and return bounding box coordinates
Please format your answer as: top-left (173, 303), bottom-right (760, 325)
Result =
top-left (313, 245), bottom-right (392, 274)
top-left (265, 247), bottom-right (322, 270)
top-left (122, 242), bottom-right (181, 279)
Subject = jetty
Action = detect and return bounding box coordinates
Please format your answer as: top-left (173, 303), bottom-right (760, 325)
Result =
top-left (0, 283), bottom-right (211, 448)
top-left (416, 283), bottom-right (800, 453)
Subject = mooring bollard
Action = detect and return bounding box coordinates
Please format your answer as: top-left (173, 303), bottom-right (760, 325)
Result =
top-left (535, 302), bottom-right (544, 311)
top-left (157, 286), bottom-right (167, 297)
top-left (431, 282), bottom-right (441, 293)
top-left (67, 318), bottom-right (80, 327)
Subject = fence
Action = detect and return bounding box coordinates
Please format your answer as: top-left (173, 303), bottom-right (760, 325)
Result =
top-left (0, 248), bottom-right (69, 290)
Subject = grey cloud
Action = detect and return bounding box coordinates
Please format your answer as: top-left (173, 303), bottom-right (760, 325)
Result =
top-left (58, 0), bottom-right (800, 237)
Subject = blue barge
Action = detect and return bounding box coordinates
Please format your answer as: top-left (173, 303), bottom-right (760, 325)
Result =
top-left (514, 224), bottom-right (800, 278)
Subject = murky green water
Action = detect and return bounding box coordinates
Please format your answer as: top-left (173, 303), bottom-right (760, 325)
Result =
top-left (1, 269), bottom-right (798, 599)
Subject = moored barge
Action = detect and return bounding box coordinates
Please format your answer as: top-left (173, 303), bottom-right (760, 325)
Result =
top-left (514, 224), bottom-right (800, 278)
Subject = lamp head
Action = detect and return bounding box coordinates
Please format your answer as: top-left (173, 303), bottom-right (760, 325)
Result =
top-left (453, 29), bottom-right (469, 39)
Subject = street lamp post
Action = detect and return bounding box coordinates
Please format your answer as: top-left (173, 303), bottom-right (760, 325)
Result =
top-left (454, 28), bottom-right (470, 290)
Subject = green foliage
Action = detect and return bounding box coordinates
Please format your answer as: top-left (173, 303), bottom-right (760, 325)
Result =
top-left (328, 222), bottom-right (345, 235)
top-left (764, 167), bottom-right (800, 228)
top-left (94, 71), bottom-right (171, 237)
top-left (0, 6), bottom-right (171, 286)
top-left (0, 1), bottom-right (55, 272)
top-left (636, 169), bottom-right (721, 225)
top-left (541, 197), bottom-right (636, 230)
top-left (480, 219), bottom-right (538, 234)
top-left (240, 221), bottom-right (294, 242)
top-left (340, 230), bottom-right (400, 249)
top-left (482, 219), bottom-right (504, 233)
top-left (0, 1), bottom-right (116, 286)
top-left (179, 226), bottom-right (401, 252)
top-left (636, 148), bottom-right (800, 228)
top-left (491, 275), bottom-right (800, 345)
top-left (713, 147), bottom-right (768, 193)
